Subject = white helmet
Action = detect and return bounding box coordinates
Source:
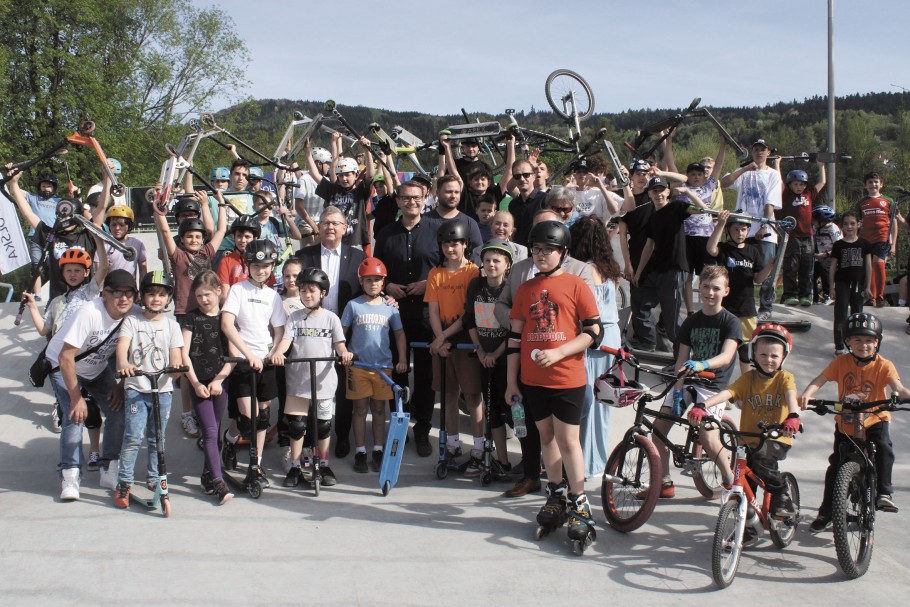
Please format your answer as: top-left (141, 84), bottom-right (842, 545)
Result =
top-left (335, 157), bottom-right (359, 175)
top-left (594, 374), bottom-right (645, 408)
top-left (311, 147), bottom-right (332, 163)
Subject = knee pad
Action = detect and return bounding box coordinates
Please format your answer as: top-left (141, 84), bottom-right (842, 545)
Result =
top-left (737, 342), bottom-right (750, 364)
top-left (285, 414), bottom-right (307, 441)
top-left (237, 414), bottom-right (252, 440)
top-left (256, 407), bottom-right (271, 428)
top-left (84, 398), bottom-right (102, 430)
top-left (317, 418), bottom-right (332, 440)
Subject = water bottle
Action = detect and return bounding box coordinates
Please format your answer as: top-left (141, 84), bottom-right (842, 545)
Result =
top-left (511, 396), bottom-right (528, 439)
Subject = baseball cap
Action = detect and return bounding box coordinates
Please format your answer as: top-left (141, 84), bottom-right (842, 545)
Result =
top-left (751, 139), bottom-right (770, 149)
top-left (645, 176), bottom-right (669, 191)
top-left (629, 160), bottom-right (651, 173)
top-left (572, 158), bottom-right (590, 172)
top-left (104, 269), bottom-right (137, 292)
top-left (686, 162), bottom-right (707, 174)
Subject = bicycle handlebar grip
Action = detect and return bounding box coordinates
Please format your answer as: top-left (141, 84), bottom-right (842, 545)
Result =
top-left (697, 371), bottom-right (715, 379)
top-left (598, 345), bottom-right (620, 356)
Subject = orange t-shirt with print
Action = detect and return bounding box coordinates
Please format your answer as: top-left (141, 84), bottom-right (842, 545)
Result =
top-left (510, 272), bottom-right (599, 389)
top-left (424, 262), bottom-right (480, 335)
top-left (821, 353), bottom-right (899, 434)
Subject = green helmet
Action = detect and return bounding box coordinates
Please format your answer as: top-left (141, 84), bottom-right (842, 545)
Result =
top-left (140, 270), bottom-right (174, 295)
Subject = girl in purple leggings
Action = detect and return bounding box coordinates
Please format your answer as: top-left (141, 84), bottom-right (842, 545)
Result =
top-left (180, 270), bottom-right (236, 505)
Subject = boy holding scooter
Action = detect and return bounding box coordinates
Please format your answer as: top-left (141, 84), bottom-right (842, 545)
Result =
top-left (114, 271), bottom-right (184, 508)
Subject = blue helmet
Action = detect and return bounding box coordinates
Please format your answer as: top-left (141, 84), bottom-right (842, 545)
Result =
top-left (249, 166), bottom-right (264, 179)
top-left (108, 158), bottom-right (122, 175)
top-left (785, 169), bottom-right (808, 185)
top-left (211, 166), bottom-right (230, 181)
top-left (812, 205), bottom-right (836, 221)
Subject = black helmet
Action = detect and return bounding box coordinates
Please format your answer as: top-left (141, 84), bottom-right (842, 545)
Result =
top-left (37, 172), bottom-right (59, 193)
top-left (139, 270), bottom-right (174, 295)
top-left (173, 196), bottom-right (202, 217)
top-left (231, 214), bottom-right (262, 238)
top-left (244, 239), bottom-right (278, 265)
top-left (296, 267), bottom-right (330, 292)
top-left (843, 312), bottom-right (883, 341)
top-left (528, 220), bottom-right (571, 250)
top-left (177, 218), bottom-right (206, 239)
top-left (437, 219), bottom-right (470, 244)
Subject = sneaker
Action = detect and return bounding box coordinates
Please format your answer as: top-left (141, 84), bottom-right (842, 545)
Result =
top-left (86, 451), bottom-right (101, 472)
top-left (742, 526), bottom-right (759, 547)
top-left (371, 450), bottom-right (384, 473)
top-left (99, 460), bottom-right (119, 490)
top-left (637, 481), bottom-right (674, 499)
top-left (201, 470), bottom-right (215, 495)
top-left (281, 446), bottom-right (293, 474)
top-left (414, 432), bottom-right (432, 457)
top-left (320, 465), bottom-right (337, 487)
top-left (447, 445), bottom-right (463, 459)
top-left (51, 405), bottom-right (62, 434)
top-left (114, 482), bottom-right (131, 509)
top-left (181, 412), bottom-right (200, 438)
top-left (60, 469), bottom-right (80, 500)
top-left (875, 298), bottom-right (887, 308)
top-left (810, 513), bottom-right (831, 533)
top-left (353, 451), bottom-right (369, 473)
top-left (876, 494), bottom-right (898, 513)
top-left (772, 492), bottom-right (797, 519)
top-left (757, 311), bottom-right (772, 322)
top-left (284, 466), bottom-right (301, 487)
top-left (213, 479), bottom-right (234, 505)
top-left (782, 297), bottom-right (799, 306)
top-left (820, 296), bottom-right (833, 305)
top-left (799, 297), bottom-right (812, 307)
top-left (463, 454), bottom-right (483, 478)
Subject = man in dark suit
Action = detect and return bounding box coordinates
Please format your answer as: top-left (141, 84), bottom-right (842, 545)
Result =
top-left (295, 205), bottom-right (365, 458)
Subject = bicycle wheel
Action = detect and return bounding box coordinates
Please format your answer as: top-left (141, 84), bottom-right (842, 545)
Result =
top-left (770, 472), bottom-right (800, 548)
top-left (712, 499), bottom-right (745, 589)
top-left (601, 434), bottom-right (661, 532)
top-left (832, 461), bottom-right (874, 578)
top-left (693, 415), bottom-right (738, 499)
top-left (545, 69), bottom-right (595, 121)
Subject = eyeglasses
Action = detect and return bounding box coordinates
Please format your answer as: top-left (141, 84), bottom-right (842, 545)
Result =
top-left (531, 246), bottom-right (559, 256)
top-left (397, 195), bottom-right (423, 202)
top-left (512, 172), bottom-right (533, 180)
top-left (550, 206), bottom-right (574, 214)
top-left (320, 220), bottom-right (345, 227)
top-left (105, 289), bottom-right (136, 299)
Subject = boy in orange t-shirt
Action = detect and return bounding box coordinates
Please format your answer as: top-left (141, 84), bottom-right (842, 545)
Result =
top-left (506, 221), bottom-right (602, 548)
top-left (425, 220), bottom-right (482, 470)
top-left (855, 171), bottom-right (896, 306)
top-left (799, 312), bottom-right (910, 530)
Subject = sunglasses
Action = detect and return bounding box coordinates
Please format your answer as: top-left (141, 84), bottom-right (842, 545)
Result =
top-left (513, 172), bottom-right (533, 180)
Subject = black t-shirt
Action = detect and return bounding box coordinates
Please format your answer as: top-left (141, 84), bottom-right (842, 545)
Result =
top-left (646, 200), bottom-right (690, 273)
top-left (374, 217), bottom-right (443, 321)
top-left (619, 192), bottom-right (654, 271)
top-left (678, 308), bottom-right (742, 392)
top-left (426, 209), bottom-right (484, 251)
top-left (459, 182), bottom-right (506, 221)
top-left (832, 237), bottom-right (872, 284)
top-left (179, 310), bottom-right (229, 384)
top-left (510, 189), bottom-right (548, 247)
top-left (32, 222), bottom-right (97, 301)
top-left (370, 194), bottom-right (398, 237)
top-left (462, 277), bottom-right (507, 354)
top-left (315, 177), bottom-right (370, 247)
top-left (455, 156), bottom-right (488, 184)
top-left (716, 242), bottom-right (762, 317)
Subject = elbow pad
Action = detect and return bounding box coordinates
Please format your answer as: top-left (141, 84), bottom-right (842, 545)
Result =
top-left (582, 317), bottom-right (603, 349)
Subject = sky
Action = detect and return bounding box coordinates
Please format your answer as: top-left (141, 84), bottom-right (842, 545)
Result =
top-left (195, 0), bottom-right (910, 116)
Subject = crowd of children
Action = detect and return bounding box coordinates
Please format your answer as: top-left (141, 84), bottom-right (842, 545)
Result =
top-left (7, 130), bottom-right (908, 555)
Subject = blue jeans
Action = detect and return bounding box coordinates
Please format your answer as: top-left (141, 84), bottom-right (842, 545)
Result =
top-left (118, 389), bottom-right (172, 486)
top-left (50, 368), bottom-right (124, 474)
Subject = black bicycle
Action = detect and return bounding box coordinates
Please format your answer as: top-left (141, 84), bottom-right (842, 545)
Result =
top-left (805, 396), bottom-right (910, 578)
top-left (596, 346), bottom-right (737, 532)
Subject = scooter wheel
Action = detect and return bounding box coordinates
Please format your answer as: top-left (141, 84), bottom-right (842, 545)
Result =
top-left (161, 497), bottom-right (171, 518)
top-left (382, 480), bottom-right (391, 496)
top-left (435, 462), bottom-right (448, 480)
top-left (535, 526), bottom-right (547, 541)
top-left (249, 481), bottom-right (262, 499)
top-left (481, 472), bottom-right (492, 486)
top-left (196, 437), bottom-right (204, 451)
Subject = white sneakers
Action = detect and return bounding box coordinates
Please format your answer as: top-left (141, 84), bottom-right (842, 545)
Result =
top-left (181, 412), bottom-right (200, 438)
top-left (99, 459), bottom-right (120, 490)
top-left (61, 469), bottom-right (80, 500)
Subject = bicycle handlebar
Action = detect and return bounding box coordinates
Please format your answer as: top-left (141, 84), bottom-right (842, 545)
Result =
top-left (598, 345), bottom-right (714, 379)
top-left (706, 416), bottom-right (787, 452)
top-left (806, 397), bottom-right (910, 415)
top-left (410, 342), bottom-right (477, 350)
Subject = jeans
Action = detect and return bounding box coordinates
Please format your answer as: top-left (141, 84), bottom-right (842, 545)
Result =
top-left (782, 236), bottom-right (815, 300)
top-left (818, 423), bottom-right (894, 516)
top-left (632, 270), bottom-right (685, 356)
top-left (118, 389), bottom-right (172, 486)
top-left (50, 368), bottom-right (124, 473)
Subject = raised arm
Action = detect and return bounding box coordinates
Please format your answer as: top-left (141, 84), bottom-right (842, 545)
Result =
top-left (5, 166), bottom-right (40, 228)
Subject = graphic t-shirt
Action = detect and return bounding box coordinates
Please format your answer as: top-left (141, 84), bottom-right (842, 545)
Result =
top-left (45, 299), bottom-right (138, 380)
top-left (856, 195), bottom-right (893, 244)
top-left (681, 177), bottom-right (719, 237)
top-left (716, 242), bottom-right (762, 317)
top-left (171, 243), bottom-right (215, 315)
top-left (462, 277), bottom-right (508, 354)
top-left (424, 263), bottom-right (480, 343)
top-left (121, 314), bottom-right (184, 393)
top-left (284, 308), bottom-right (345, 399)
top-left (831, 238), bottom-right (872, 284)
top-left (779, 188), bottom-right (816, 237)
top-left (726, 370), bottom-right (796, 447)
top-left (726, 167), bottom-right (783, 243)
top-left (180, 311), bottom-right (229, 384)
top-left (677, 308), bottom-right (741, 392)
top-left (341, 296), bottom-right (403, 369)
top-left (822, 354), bottom-right (899, 434)
top-left (510, 272), bottom-right (599, 389)
top-left (222, 280), bottom-right (286, 357)
top-left (315, 177), bottom-right (370, 247)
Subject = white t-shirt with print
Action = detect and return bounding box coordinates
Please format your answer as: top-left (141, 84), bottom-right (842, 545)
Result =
top-left (222, 281), bottom-right (287, 357)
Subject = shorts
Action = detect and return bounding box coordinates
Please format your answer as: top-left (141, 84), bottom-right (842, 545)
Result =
top-left (523, 384), bottom-right (585, 426)
top-left (228, 365), bottom-right (278, 403)
top-left (431, 349), bottom-right (481, 394)
top-left (685, 235), bottom-right (712, 275)
top-left (661, 384), bottom-right (725, 419)
top-left (346, 366), bottom-right (393, 401)
top-left (739, 316), bottom-right (756, 342)
top-left (285, 394), bottom-right (334, 421)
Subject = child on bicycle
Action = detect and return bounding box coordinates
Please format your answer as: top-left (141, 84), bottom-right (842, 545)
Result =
top-left (271, 268), bottom-right (353, 488)
top-left (341, 257), bottom-right (407, 473)
top-left (691, 324), bottom-right (801, 534)
top-left (652, 265), bottom-right (741, 498)
top-left (505, 220), bottom-right (602, 545)
top-left (180, 271), bottom-right (235, 505)
top-left (829, 211), bottom-right (873, 355)
top-left (799, 313), bottom-right (910, 529)
top-left (425, 219), bottom-right (483, 472)
top-left (114, 271), bottom-right (184, 508)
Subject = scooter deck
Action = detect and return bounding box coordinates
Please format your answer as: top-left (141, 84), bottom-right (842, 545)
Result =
top-left (129, 480), bottom-right (168, 509)
top-left (767, 319), bottom-right (812, 332)
top-left (378, 410), bottom-right (410, 495)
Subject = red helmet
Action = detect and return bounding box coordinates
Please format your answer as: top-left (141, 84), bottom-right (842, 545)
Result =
top-left (750, 323), bottom-right (792, 367)
top-left (358, 257), bottom-right (387, 278)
